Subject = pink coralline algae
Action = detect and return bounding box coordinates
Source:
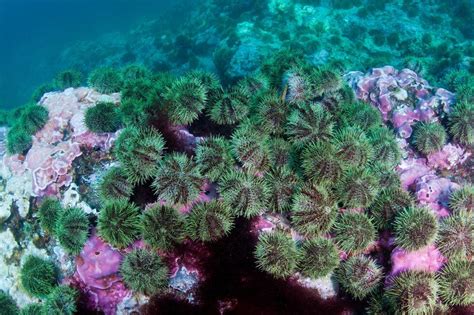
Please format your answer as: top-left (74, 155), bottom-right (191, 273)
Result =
top-left (71, 233), bottom-right (129, 315)
top-left (427, 143), bottom-right (471, 170)
top-left (390, 245), bottom-right (445, 276)
top-left (415, 175), bottom-right (459, 217)
top-left (397, 157), bottom-right (433, 190)
top-left (4, 88), bottom-right (120, 196)
top-left (345, 66), bottom-right (455, 138)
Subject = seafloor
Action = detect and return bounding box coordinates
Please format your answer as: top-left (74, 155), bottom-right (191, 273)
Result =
top-left (0, 0), bottom-right (473, 315)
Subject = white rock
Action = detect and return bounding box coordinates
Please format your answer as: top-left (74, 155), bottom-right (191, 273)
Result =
top-left (0, 230), bottom-right (47, 306)
top-left (295, 273), bottom-right (338, 299)
top-left (0, 159), bottom-right (33, 220)
top-left (62, 183), bottom-right (96, 215)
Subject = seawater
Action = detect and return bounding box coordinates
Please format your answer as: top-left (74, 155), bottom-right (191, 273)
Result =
top-left (0, 0), bottom-right (473, 314)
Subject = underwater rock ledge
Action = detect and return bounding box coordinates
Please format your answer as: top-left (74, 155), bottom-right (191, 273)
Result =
top-left (0, 61), bottom-right (473, 314)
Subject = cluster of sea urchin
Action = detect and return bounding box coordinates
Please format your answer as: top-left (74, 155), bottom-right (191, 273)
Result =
top-left (23, 55), bottom-right (473, 313)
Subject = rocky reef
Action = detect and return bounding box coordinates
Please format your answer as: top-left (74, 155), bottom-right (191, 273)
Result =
top-left (0, 47), bottom-right (473, 315)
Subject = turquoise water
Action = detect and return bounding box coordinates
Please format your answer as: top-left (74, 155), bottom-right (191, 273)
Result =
top-left (1, 0), bottom-right (472, 109)
top-left (0, 1), bottom-right (473, 314)
top-left (0, 0), bottom-right (194, 108)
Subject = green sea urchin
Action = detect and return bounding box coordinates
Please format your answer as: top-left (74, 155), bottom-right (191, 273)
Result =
top-left (195, 136), bottom-right (234, 182)
top-left (264, 166), bottom-right (299, 213)
top-left (84, 102), bottom-right (121, 133)
top-left (97, 167), bottom-right (133, 202)
top-left (437, 260), bottom-right (474, 306)
top-left (308, 67), bottom-right (342, 96)
top-left (301, 141), bottom-right (343, 184)
top-left (290, 183), bottom-right (337, 237)
top-left (165, 76), bottom-right (207, 125)
top-left (335, 167), bottom-right (380, 209)
top-left (254, 230), bottom-right (299, 279)
top-left (6, 125), bottom-right (32, 155)
top-left (37, 197), bottom-right (62, 235)
top-left (54, 207), bottom-right (89, 255)
top-left (20, 303), bottom-right (42, 315)
top-left (299, 237), bottom-right (339, 279)
top-left (255, 91), bottom-right (289, 135)
top-left (88, 67), bottom-right (123, 94)
top-left (336, 101), bottom-right (382, 131)
top-left (448, 101), bottom-right (474, 145)
top-left (367, 126), bottom-right (401, 167)
top-left (142, 204), bottom-right (185, 251)
top-left (218, 170), bottom-right (270, 218)
top-left (437, 211), bottom-right (474, 260)
top-left (336, 255), bottom-right (382, 300)
top-left (121, 64), bottom-right (151, 81)
top-left (41, 285), bottom-right (78, 315)
top-left (208, 86), bottom-right (250, 125)
top-left (369, 187), bottom-right (414, 230)
top-left (449, 185), bottom-right (474, 213)
top-left (0, 290), bottom-right (19, 315)
top-left (185, 70), bottom-right (221, 102)
top-left (385, 271), bottom-right (438, 315)
top-left (97, 200), bottom-right (142, 248)
top-left (114, 126), bottom-right (165, 184)
top-left (332, 211), bottom-right (376, 254)
top-left (285, 102), bottom-right (334, 147)
top-left (393, 206), bottom-right (438, 251)
top-left (412, 122), bottom-right (447, 155)
top-left (19, 104), bottom-right (49, 135)
top-left (152, 153), bottom-right (203, 206)
top-left (268, 138), bottom-right (292, 168)
top-left (332, 126), bottom-right (374, 169)
top-left (231, 123), bottom-right (271, 173)
top-left (184, 200), bottom-right (234, 242)
top-left (120, 249), bottom-right (169, 295)
top-left (20, 255), bottom-right (58, 298)
top-left (54, 69), bottom-right (83, 90)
